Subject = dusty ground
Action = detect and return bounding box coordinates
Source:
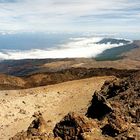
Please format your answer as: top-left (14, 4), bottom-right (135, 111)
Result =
top-left (0, 76), bottom-right (114, 139)
top-left (41, 57), bottom-right (140, 70)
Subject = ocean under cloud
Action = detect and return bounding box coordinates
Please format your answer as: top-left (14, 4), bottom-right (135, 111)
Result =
top-left (0, 37), bottom-right (131, 60)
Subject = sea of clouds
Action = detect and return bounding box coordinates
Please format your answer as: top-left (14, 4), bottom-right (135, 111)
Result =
top-left (0, 37), bottom-right (131, 60)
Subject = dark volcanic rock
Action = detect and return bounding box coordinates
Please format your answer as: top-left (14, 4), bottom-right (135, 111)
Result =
top-left (102, 111), bottom-right (130, 137)
top-left (53, 112), bottom-right (104, 140)
top-left (115, 125), bottom-right (140, 140)
top-left (86, 92), bottom-right (113, 120)
top-left (86, 71), bottom-right (140, 139)
top-left (101, 78), bottom-right (130, 99)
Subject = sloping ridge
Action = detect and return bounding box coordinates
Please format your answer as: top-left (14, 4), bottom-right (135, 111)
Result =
top-left (0, 74), bottom-right (26, 90)
top-left (0, 68), bottom-right (138, 90)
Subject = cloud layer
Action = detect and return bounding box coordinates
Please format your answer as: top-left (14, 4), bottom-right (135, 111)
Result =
top-left (0, 0), bottom-right (139, 33)
top-left (0, 37), bottom-right (131, 60)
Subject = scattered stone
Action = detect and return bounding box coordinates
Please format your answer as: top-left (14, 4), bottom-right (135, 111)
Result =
top-left (19, 109), bottom-right (26, 114)
top-left (22, 101), bottom-right (26, 104)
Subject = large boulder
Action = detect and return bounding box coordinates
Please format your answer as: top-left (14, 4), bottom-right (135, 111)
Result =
top-left (53, 112), bottom-right (104, 140)
top-left (86, 92), bottom-right (113, 120)
top-left (100, 78), bottom-right (130, 99)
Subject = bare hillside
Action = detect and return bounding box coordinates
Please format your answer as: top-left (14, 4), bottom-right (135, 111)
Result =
top-left (0, 76), bottom-right (114, 139)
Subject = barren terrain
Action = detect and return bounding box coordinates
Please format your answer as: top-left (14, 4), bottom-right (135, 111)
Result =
top-left (0, 76), bottom-right (114, 139)
top-left (0, 41), bottom-right (139, 140)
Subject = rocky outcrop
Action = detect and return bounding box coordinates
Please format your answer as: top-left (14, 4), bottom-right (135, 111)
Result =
top-left (0, 68), bottom-right (138, 90)
top-left (10, 112), bottom-right (61, 140)
top-left (86, 71), bottom-right (140, 139)
top-left (10, 112), bottom-right (105, 140)
top-left (86, 92), bottom-right (113, 120)
top-left (27, 112), bottom-right (47, 136)
top-left (101, 111), bottom-right (130, 137)
top-left (53, 112), bottom-right (105, 140)
top-left (10, 71), bottom-right (140, 140)
top-left (100, 78), bottom-right (130, 99)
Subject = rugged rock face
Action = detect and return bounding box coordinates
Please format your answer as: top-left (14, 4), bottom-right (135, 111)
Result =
top-left (53, 112), bottom-right (105, 140)
top-left (101, 111), bottom-right (130, 137)
top-left (100, 78), bottom-right (130, 99)
top-left (86, 92), bottom-right (113, 120)
top-left (86, 71), bottom-right (140, 139)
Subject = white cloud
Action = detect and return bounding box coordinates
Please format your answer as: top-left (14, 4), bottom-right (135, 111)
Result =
top-left (0, 37), bottom-right (131, 60)
top-left (0, 0), bottom-right (139, 32)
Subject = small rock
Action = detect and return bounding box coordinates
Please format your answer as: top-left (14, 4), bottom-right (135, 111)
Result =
top-left (28, 112), bottom-right (47, 136)
top-left (19, 109), bottom-right (26, 114)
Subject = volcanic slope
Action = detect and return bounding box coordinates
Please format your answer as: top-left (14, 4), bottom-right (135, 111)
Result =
top-left (0, 76), bottom-right (114, 139)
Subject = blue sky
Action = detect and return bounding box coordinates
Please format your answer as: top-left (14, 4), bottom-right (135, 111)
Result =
top-left (0, 0), bottom-right (140, 33)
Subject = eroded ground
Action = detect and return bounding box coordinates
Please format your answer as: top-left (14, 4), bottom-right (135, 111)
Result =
top-left (0, 76), bottom-right (114, 139)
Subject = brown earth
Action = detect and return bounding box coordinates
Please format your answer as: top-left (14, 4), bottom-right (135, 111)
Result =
top-left (10, 71), bottom-right (140, 140)
top-left (0, 42), bottom-right (140, 140)
top-left (0, 76), bottom-right (114, 139)
top-left (0, 74), bottom-right (26, 90)
top-left (10, 70), bottom-right (140, 140)
top-left (0, 68), bottom-right (138, 90)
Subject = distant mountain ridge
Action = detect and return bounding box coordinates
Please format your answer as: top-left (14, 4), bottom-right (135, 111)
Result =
top-left (96, 38), bottom-right (131, 45)
top-left (0, 68), bottom-right (138, 90)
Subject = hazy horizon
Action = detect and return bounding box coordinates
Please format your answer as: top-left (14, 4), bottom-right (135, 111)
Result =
top-left (0, 0), bottom-right (139, 60)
